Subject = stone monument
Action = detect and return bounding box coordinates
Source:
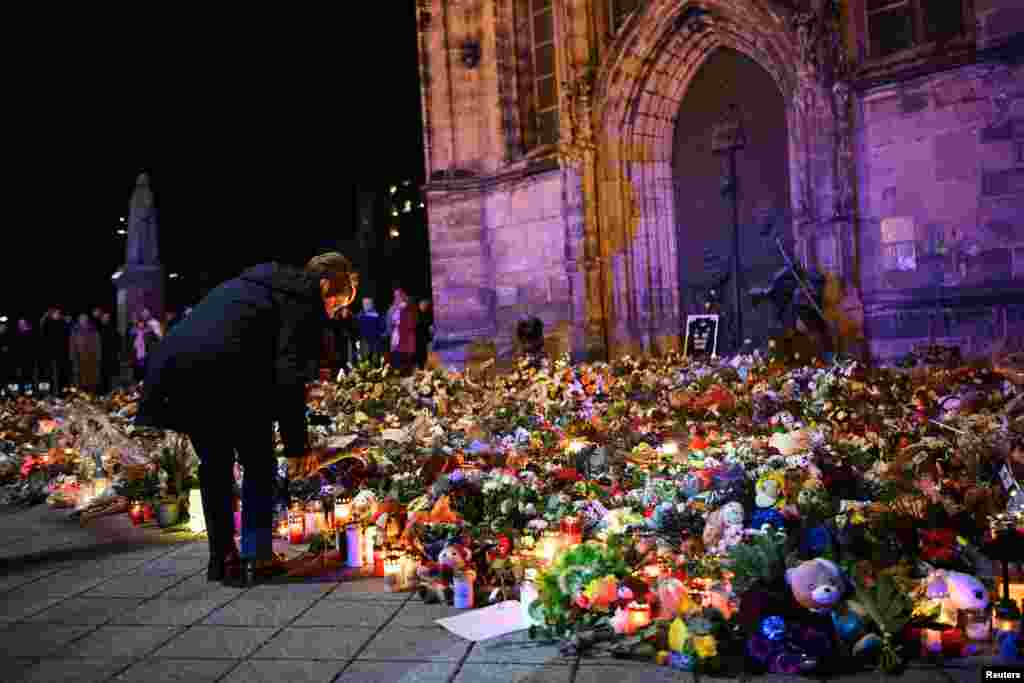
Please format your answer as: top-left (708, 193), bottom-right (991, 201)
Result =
top-left (113, 171), bottom-right (165, 340)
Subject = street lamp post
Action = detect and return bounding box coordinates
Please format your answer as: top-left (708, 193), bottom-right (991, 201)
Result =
top-left (711, 104), bottom-right (746, 350)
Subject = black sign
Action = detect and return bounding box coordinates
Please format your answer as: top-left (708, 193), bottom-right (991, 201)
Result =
top-left (684, 315), bottom-right (719, 358)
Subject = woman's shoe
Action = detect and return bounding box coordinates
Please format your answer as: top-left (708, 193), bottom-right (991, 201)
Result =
top-left (221, 557), bottom-right (287, 588)
top-left (208, 548), bottom-right (242, 582)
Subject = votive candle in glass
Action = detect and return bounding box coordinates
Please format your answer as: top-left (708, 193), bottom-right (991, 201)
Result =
top-left (288, 506), bottom-right (305, 545)
top-left (627, 602), bottom-right (652, 634)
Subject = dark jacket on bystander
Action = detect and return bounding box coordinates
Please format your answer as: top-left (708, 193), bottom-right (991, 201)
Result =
top-left (134, 263), bottom-right (327, 458)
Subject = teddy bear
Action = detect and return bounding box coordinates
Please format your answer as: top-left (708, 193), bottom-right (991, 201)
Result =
top-left (787, 558), bottom-right (845, 613)
top-left (703, 501), bottom-right (745, 556)
top-left (923, 568), bottom-right (988, 627)
top-left (741, 559), bottom-right (847, 675)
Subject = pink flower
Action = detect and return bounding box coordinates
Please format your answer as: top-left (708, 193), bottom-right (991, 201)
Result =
top-left (574, 593), bottom-right (592, 609)
top-left (618, 586), bottom-right (635, 602)
top-left (611, 607), bottom-right (631, 634)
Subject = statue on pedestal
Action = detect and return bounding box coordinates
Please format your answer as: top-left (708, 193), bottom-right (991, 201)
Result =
top-left (126, 172), bottom-right (160, 267)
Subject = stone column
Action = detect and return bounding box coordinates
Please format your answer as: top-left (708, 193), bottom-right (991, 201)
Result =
top-left (114, 172), bottom-right (164, 339)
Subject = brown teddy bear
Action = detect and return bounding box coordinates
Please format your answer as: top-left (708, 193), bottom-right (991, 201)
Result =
top-left (786, 558), bottom-right (845, 613)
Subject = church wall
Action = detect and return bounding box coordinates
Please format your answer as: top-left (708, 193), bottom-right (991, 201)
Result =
top-left (486, 171), bottom-right (572, 358)
top-left (854, 5), bottom-right (1024, 362)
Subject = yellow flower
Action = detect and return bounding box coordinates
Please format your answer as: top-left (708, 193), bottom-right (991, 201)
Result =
top-left (668, 618), bottom-right (690, 653)
top-left (693, 635), bottom-right (718, 659)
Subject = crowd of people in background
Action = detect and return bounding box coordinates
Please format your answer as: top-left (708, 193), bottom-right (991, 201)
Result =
top-left (0, 305), bottom-right (194, 396)
top-left (0, 284), bottom-right (434, 397)
top-left (322, 286), bottom-right (433, 376)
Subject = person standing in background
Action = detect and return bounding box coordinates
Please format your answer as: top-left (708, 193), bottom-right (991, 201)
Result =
top-left (128, 317), bottom-right (161, 384)
top-left (12, 319), bottom-right (37, 389)
top-left (356, 297), bottom-right (386, 366)
top-left (70, 313), bottom-right (102, 394)
top-left (0, 320), bottom-right (12, 390)
top-left (40, 307), bottom-right (71, 394)
top-left (96, 310), bottom-right (120, 394)
top-left (415, 299), bottom-right (434, 370)
top-left (388, 287), bottom-right (418, 374)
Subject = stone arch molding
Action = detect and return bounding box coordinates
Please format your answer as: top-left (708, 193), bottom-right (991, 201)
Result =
top-left (578, 0), bottom-right (834, 356)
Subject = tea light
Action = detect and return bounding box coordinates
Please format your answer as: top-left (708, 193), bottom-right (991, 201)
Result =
top-left (276, 517), bottom-right (289, 539)
top-left (560, 516), bottom-right (582, 546)
top-left (659, 442), bottom-right (679, 457)
top-left (288, 506), bottom-right (305, 545)
top-left (627, 602), bottom-right (652, 634)
top-left (129, 503), bottom-right (144, 526)
top-left (567, 439), bottom-right (587, 454)
top-left (188, 489), bottom-right (206, 533)
top-left (93, 477), bottom-right (108, 498)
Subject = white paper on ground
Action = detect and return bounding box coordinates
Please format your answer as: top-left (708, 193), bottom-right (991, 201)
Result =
top-left (435, 600), bottom-right (530, 642)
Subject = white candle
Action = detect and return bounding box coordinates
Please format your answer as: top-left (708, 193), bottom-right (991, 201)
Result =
top-left (521, 568), bottom-right (540, 625)
top-left (453, 570), bottom-right (475, 609)
top-left (346, 525), bottom-right (363, 567)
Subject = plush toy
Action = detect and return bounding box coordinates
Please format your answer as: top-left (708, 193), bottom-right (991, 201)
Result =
top-left (742, 559), bottom-right (847, 675)
top-left (438, 542), bottom-right (473, 572)
top-left (704, 501), bottom-right (745, 555)
top-left (757, 473), bottom-right (786, 509)
top-left (786, 558), bottom-right (845, 613)
top-left (924, 568), bottom-right (988, 626)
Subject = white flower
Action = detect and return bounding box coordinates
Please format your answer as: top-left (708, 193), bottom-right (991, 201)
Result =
top-left (522, 503), bottom-right (537, 516)
top-left (483, 481), bottom-right (501, 494)
top-left (500, 499), bottom-right (515, 515)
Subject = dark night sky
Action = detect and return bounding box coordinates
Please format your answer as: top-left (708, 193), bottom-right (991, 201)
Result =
top-left (4, 4), bottom-right (424, 322)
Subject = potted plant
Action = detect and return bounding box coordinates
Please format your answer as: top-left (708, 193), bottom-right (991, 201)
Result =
top-left (156, 434), bottom-right (194, 528)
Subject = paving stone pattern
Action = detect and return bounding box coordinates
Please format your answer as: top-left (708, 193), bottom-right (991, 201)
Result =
top-left (0, 505), bottom-right (1006, 682)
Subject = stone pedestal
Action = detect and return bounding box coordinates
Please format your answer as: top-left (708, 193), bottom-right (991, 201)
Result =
top-left (114, 264), bottom-right (165, 338)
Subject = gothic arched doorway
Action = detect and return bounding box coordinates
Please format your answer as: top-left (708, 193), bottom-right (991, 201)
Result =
top-left (672, 47), bottom-right (792, 353)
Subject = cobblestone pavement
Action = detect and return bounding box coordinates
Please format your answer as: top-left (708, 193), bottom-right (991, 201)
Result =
top-left (0, 505), bottom-right (1013, 682)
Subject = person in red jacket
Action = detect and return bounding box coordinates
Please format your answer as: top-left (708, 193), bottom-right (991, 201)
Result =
top-left (387, 287), bottom-right (418, 374)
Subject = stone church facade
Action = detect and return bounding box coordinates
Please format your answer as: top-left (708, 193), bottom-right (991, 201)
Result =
top-left (415, 0), bottom-right (1024, 366)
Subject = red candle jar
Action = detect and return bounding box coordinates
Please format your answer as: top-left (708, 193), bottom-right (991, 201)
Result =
top-left (560, 516), bottom-right (582, 546)
top-left (129, 503), bottom-right (144, 526)
top-left (142, 503), bottom-right (155, 523)
top-left (374, 550), bottom-right (385, 577)
top-left (288, 507), bottom-right (305, 545)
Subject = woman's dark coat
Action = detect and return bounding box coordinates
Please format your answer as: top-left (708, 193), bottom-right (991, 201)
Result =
top-left (134, 263), bottom-right (327, 457)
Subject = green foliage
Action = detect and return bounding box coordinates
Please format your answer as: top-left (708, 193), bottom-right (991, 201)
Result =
top-left (852, 574), bottom-right (914, 673)
top-left (532, 542), bottom-right (630, 638)
top-left (725, 531), bottom-right (790, 594)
